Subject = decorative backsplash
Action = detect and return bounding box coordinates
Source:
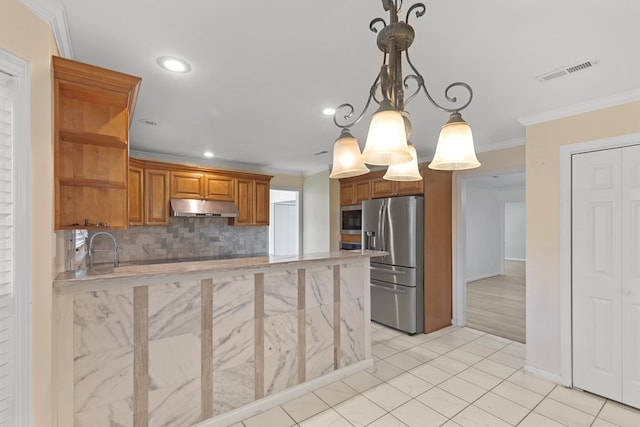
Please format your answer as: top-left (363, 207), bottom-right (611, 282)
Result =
top-left (69, 217), bottom-right (267, 269)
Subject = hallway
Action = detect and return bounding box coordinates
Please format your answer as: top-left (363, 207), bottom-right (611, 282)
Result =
top-left (466, 260), bottom-right (526, 343)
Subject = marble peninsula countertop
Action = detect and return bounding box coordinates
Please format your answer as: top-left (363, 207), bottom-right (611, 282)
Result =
top-left (54, 250), bottom-right (386, 292)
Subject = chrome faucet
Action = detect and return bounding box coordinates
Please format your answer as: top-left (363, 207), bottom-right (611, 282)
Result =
top-left (88, 231), bottom-right (119, 270)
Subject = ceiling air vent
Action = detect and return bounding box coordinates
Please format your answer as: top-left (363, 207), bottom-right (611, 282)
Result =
top-left (536, 59), bottom-right (598, 82)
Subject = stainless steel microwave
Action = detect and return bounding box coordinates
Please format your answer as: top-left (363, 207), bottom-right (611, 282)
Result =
top-left (340, 205), bottom-right (362, 235)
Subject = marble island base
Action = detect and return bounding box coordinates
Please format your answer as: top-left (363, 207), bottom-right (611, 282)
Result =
top-left (53, 251), bottom-right (380, 427)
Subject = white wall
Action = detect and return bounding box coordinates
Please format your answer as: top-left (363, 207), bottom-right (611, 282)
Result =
top-left (302, 170), bottom-right (330, 253)
top-left (505, 201), bottom-right (526, 260)
top-left (269, 189), bottom-right (300, 255)
top-left (465, 183), bottom-right (503, 281)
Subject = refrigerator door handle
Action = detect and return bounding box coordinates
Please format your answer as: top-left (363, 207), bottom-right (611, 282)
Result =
top-left (370, 267), bottom-right (407, 274)
top-left (380, 202), bottom-right (387, 252)
top-left (370, 283), bottom-right (407, 294)
top-left (376, 203), bottom-right (384, 251)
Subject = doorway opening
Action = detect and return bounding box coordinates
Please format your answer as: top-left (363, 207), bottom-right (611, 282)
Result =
top-left (457, 171), bottom-right (526, 342)
top-left (269, 188), bottom-right (301, 255)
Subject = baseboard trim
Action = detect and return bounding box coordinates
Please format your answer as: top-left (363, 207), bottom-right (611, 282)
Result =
top-left (466, 272), bottom-right (501, 283)
top-left (524, 364), bottom-right (570, 387)
top-left (197, 359), bottom-right (374, 427)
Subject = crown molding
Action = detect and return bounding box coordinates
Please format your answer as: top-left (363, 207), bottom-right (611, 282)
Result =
top-left (518, 89), bottom-right (640, 127)
top-left (19, 0), bottom-right (74, 58)
top-left (476, 137), bottom-right (526, 153)
top-left (129, 149), bottom-right (303, 177)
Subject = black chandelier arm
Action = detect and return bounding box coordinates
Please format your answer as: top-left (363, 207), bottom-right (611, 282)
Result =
top-left (401, 74), bottom-right (424, 107)
top-left (332, 82), bottom-right (381, 130)
top-left (405, 49), bottom-right (473, 113)
top-left (369, 17), bottom-right (387, 34)
top-left (405, 3), bottom-right (426, 24)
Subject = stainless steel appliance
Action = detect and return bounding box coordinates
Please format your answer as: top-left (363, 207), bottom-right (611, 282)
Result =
top-left (340, 205), bottom-right (362, 235)
top-left (363, 196), bottom-right (423, 334)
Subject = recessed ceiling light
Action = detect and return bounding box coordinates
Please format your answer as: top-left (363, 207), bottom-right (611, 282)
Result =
top-left (322, 108), bottom-right (336, 116)
top-left (203, 151), bottom-right (214, 158)
top-left (156, 56), bottom-right (191, 73)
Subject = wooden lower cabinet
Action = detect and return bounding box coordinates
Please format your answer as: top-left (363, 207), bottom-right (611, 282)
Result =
top-left (145, 169), bottom-right (170, 225)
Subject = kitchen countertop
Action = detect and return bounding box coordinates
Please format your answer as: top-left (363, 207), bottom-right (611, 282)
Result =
top-left (54, 250), bottom-right (385, 291)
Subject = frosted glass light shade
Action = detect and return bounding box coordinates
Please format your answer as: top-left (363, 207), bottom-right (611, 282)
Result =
top-left (361, 101), bottom-right (412, 166)
top-left (429, 112), bottom-right (480, 170)
top-left (329, 130), bottom-right (370, 179)
top-left (383, 143), bottom-right (422, 181)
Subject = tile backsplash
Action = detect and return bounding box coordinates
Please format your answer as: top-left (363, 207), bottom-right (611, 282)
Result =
top-left (69, 217), bottom-right (267, 269)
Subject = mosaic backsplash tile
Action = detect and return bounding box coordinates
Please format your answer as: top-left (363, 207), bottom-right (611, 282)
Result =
top-left (72, 217), bottom-right (267, 268)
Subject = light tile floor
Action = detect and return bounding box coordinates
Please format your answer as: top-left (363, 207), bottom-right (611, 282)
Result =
top-left (236, 323), bottom-right (640, 427)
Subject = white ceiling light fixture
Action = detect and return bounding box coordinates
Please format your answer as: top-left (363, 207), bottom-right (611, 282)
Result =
top-left (322, 108), bottom-right (336, 116)
top-left (203, 151), bottom-right (214, 158)
top-left (329, 0), bottom-right (480, 180)
top-left (156, 56), bottom-right (191, 73)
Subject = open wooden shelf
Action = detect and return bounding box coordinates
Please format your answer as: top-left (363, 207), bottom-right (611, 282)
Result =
top-left (60, 129), bottom-right (126, 147)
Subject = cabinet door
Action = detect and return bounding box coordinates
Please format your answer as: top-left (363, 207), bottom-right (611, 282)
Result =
top-left (170, 171), bottom-right (204, 198)
top-left (204, 174), bottom-right (235, 201)
top-left (340, 183), bottom-right (355, 205)
top-left (355, 180), bottom-right (371, 204)
top-left (128, 164), bottom-right (144, 226)
top-left (234, 179), bottom-right (254, 225)
top-left (254, 180), bottom-right (270, 225)
top-left (395, 179), bottom-right (424, 196)
top-left (370, 177), bottom-right (394, 198)
top-left (145, 169), bottom-right (170, 225)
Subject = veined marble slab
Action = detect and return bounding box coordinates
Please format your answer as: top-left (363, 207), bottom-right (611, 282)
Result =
top-left (56, 252), bottom-right (376, 427)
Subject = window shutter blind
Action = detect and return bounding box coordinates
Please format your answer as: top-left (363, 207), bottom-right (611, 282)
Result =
top-left (0, 73), bottom-right (15, 426)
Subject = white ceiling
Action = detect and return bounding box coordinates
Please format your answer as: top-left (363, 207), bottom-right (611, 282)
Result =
top-left (30, 0), bottom-right (640, 175)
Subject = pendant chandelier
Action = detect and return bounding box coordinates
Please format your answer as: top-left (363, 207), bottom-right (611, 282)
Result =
top-left (329, 0), bottom-right (480, 180)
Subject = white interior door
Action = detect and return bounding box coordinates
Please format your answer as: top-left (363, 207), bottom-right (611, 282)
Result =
top-left (573, 145), bottom-right (640, 408)
top-left (572, 148), bottom-right (622, 401)
top-left (621, 145), bottom-right (640, 407)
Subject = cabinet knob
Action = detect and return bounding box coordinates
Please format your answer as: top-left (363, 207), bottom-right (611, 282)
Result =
top-left (622, 288), bottom-right (632, 296)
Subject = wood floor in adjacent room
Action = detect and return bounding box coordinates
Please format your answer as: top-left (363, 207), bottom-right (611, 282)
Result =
top-left (466, 260), bottom-right (526, 343)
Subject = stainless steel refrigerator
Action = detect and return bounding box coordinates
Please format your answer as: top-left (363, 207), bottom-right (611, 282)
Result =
top-left (362, 195), bottom-right (424, 334)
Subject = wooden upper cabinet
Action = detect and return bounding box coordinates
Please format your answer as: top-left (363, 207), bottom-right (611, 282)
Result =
top-left (145, 169), bottom-right (170, 226)
top-left (254, 180), bottom-right (270, 225)
top-left (370, 175), bottom-right (424, 199)
top-left (128, 161), bottom-right (144, 226)
top-left (230, 177), bottom-right (270, 226)
top-left (204, 174), bottom-right (235, 201)
top-left (233, 178), bottom-right (253, 226)
top-left (53, 56), bottom-right (141, 230)
top-left (340, 179), bottom-right (371, 205)
top-left (170, 171), bottom-right (204, 199)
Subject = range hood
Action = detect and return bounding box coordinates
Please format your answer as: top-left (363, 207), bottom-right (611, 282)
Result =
top-left (170, 198), bottom-right (240, 218)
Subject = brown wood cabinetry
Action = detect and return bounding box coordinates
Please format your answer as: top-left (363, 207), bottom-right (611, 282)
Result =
top-left (422, 167), bottom-right (452, 333)
top-left (145, 169), bottom-right (170, 225)
top-left (340, 179), bottom-right (371, 205)
top-left (128, 158), bottom-right (271, 226)
top-left (128, 161), bottom-right (144, 226)
top-left (231, 178), bottom-right (270, 226)
top-left (170, 171), bottom-right (204, 199)
top-left (53, 56), bottom-right (141, 230)
top-left (338, 164), bottom-right (452, 334)
top-left (204, 174), bottom-right (235, 201)
top-left (370, 175), bottom-right (424, 198)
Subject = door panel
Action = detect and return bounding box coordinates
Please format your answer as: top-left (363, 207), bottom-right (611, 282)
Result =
top-left (622, 145), bottom-right (640, 408)
top-left (572, 148), bottom-right (622, 401)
